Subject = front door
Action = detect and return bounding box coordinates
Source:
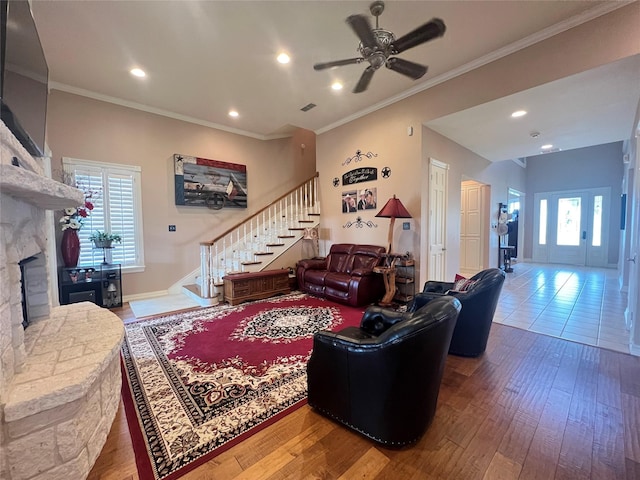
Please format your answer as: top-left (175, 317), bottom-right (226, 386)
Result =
top-left (533, 188), bottom-right (609, 266)
top-left (548, 193), bottom-right (588, 264)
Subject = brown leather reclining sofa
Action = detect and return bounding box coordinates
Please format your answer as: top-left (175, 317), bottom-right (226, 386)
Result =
top-left (296, 243), bottom-right (386, 307)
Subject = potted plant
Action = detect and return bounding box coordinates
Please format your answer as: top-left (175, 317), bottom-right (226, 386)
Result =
top-left (89, 231), bottom-right (122, 249)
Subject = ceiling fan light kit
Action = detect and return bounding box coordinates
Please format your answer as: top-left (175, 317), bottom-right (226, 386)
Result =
top-left (313, 1), bottom-right (446, 93)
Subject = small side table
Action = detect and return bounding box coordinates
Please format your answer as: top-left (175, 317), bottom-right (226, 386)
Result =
top-left (374, 253), bottom-right (406, 307)
top-left (373, 265), bottom-right (397, 307)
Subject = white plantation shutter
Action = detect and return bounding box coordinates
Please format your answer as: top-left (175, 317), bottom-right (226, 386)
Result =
top-left (107, 173), bottom-right (137, 265)
top-left (63, 158), bottom-right (144, 271)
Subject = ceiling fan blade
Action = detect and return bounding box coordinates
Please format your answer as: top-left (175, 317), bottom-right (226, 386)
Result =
top-left (346, 14), bottom-right (377, 50)
top-left (386, 57), bottom-right (428, 80)
top-left (313, 58), bottom-right (364, 70)
top-left (353, 66), bottom-right (376, 93)
top-left (391, 18), bottom-right (446, 54)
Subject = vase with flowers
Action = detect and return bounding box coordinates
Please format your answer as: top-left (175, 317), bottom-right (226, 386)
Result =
top-left (59, 188), bottom-right (97, 268)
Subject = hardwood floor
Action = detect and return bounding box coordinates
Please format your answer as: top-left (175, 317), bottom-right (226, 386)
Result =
top-left (90, 299), bottom-right (640, 479)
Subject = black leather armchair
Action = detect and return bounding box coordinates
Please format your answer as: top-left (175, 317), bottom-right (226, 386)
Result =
top-left (410, 268), bottom-right (506, 357)
top-left (307, 295), bottom-right (462, 446)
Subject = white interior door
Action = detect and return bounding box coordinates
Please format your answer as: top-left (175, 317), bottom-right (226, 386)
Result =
top-left (627, 137), bottom-right (639, 353)
top-left (429, 158), bottom-right (448, 281)
top-left (460, 181), bottom-right (484, 272)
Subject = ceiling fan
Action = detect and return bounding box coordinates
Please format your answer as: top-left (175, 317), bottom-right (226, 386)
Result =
top-left (313, 1), bottom-right (446, 93)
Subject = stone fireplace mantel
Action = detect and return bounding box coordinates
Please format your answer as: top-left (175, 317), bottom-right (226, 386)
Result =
top-left (0, 164), bottom-right (84, 210)
top-left (0, 120), bottom-right (83, 210)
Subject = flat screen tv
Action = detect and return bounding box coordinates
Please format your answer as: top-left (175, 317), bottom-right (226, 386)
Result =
top-left (1, 0), bottom-right (48, 157)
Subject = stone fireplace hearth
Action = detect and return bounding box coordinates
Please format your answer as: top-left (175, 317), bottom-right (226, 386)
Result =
top-left (1, 121), bottom-right (125, 480)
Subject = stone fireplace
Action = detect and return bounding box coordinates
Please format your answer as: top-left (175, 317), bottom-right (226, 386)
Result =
top-left (1, 121), bottom-right (125, 480)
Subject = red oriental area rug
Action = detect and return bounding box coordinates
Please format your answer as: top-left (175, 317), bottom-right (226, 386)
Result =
top-left (121, 292), bottom-right (365, 480)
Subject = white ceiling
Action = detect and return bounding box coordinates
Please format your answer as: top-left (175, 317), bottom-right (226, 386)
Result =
top-left (29, 0), bottom-right (640, 161)
top-left (427, 54), bottom-right (640, 162)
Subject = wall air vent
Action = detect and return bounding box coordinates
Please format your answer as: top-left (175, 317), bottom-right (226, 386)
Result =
top-left (300, 103), bottom-right (316, 112)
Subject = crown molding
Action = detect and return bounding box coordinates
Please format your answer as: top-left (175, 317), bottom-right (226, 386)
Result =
top-left (48, 82), bottom-right (291, 141)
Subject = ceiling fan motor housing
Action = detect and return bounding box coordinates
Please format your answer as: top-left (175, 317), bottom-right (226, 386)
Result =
top-left (359, 29), bottom-right (395, 68)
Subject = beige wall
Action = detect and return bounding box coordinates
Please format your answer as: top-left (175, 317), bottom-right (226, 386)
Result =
top-left (46, 91), bottom-right (316, 296)
top-left (316, 4), bottom-right (640, 287)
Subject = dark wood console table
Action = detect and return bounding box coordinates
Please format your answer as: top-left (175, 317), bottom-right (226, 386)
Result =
top-left (223, 269), bottom-right (290, 306)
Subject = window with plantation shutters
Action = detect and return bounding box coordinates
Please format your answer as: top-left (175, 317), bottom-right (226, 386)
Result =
top-left (63, 158), bottom-right (145, 272)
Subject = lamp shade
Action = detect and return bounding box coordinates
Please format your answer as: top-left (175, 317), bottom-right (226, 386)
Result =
top-left (375, 195), bottom-right (412, 254)
top-left (375, 195), bottom-right (412, 219)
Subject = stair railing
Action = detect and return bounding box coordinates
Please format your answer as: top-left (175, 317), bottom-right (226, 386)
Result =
top-left (199, 172), bottom-right (320, 298)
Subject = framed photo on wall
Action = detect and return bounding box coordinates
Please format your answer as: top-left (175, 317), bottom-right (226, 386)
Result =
top-left (342, 190), bottom-right (357, 213)
top-left (357, 187), bottom-right (377, 211)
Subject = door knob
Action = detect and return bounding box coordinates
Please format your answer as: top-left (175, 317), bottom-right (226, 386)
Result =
top-left (627, 255), bottom-right (637, 264)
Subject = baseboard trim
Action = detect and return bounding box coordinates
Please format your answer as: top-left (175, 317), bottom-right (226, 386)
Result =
top-left (123, 290), bottom-right (169, 303)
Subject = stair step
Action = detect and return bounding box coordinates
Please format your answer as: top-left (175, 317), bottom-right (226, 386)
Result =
top-left (266, 243), bottom-right (285, 247)
top-left (241, 261), bottom-right (262, 266)
top-left (254, 252), bottom-right (274, 256)
top-left (182, 284), bottom-right (219, 306)
top-left (224, 270), bottom-right (243, 276)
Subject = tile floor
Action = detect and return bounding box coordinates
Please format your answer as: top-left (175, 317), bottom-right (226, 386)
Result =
top-left (492, 262), bottom-right (630, 354)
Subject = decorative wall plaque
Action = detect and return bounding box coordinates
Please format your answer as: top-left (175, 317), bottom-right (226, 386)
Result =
top-left (342, 167), bottom-right (377, 186)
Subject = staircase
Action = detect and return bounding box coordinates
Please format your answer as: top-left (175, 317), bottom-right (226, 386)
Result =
top-left (178, 173), bottom-right (320, 304)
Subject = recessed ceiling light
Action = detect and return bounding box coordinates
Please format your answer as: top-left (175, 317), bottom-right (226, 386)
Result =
top-left (541, 144), bottom-right (553, 150)
top-left (277, 53), bottom-right (290, 64)
top-left (130, 68), bottom-right (146, 78)
top-left (511, 110), bottom-right (527, 118)
top-left (228, 110), bottom-right (239, 118)
top-left (331, 82), bottom-right (343, 91)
